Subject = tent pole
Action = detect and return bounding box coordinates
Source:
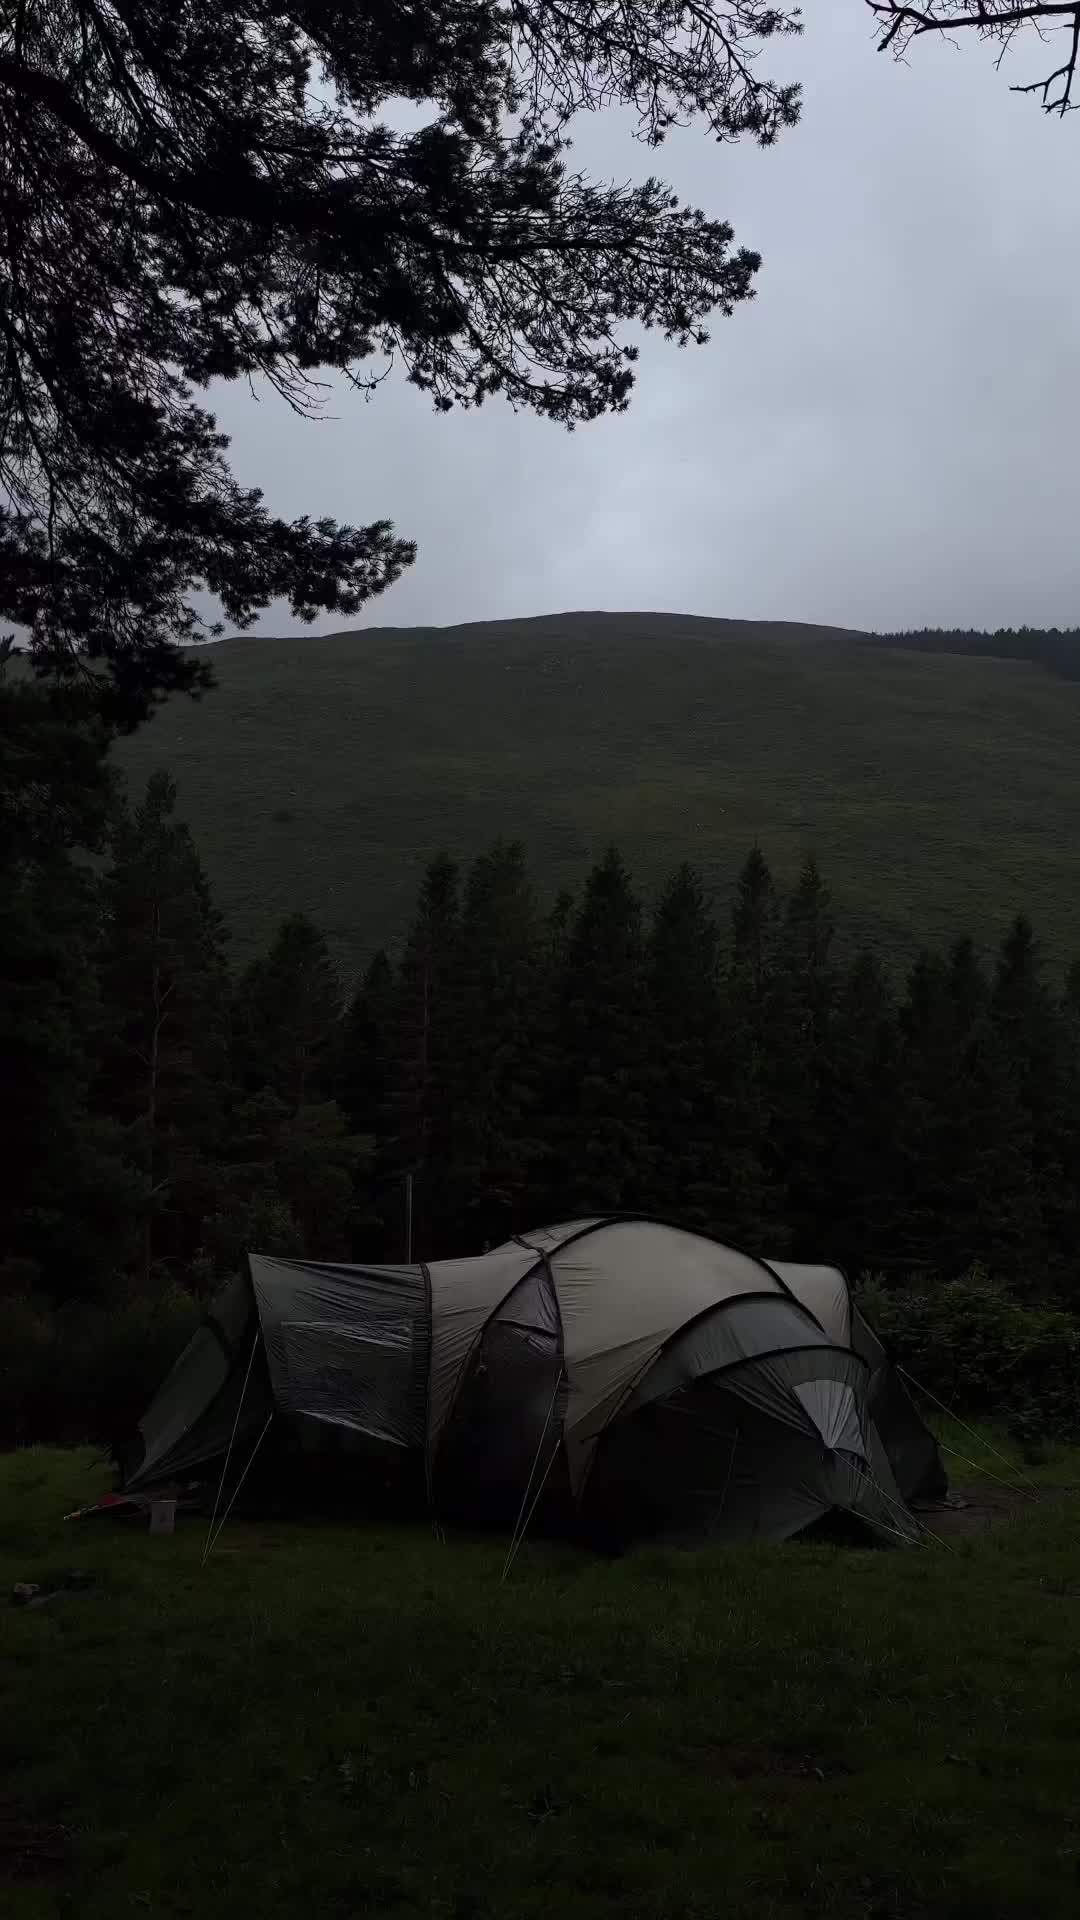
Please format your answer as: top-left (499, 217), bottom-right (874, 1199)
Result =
top-left (501, 1369), bottom-right (564, 1584)
top-left (405, 1172), bottom-right (414, 1263)
top-left (858, 1460), bottom-right (956, 1552)
top-left (201, 1328), bottom-right (260, 1566)
top-left (501, 1443), bottom-right (562, 1586)
top-left (896, 1366), bottom-right (1040, 1496)
top-left (203, 1413), bottom-right (275, 1561)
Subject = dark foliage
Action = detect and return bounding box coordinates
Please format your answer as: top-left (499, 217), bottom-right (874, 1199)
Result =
top-left (0, 1), bottom-right (800, 723)
top-left (870, 626), bottom-right (1080, 682)
top-left (860, 1269), bottom-right (1080, 1445)
top-left (5, 718), bottom-right (1080, 1439)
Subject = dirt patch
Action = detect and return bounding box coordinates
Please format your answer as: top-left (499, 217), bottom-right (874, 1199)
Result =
top-left (912, 1481), bottom-right (1078, 1540)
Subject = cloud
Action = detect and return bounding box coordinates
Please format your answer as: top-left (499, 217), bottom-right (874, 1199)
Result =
top-left (206, 9), bottom-right (1080, 636)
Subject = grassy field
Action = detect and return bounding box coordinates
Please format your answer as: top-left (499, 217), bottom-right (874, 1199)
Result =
top-left (112, 612), bottom-right (1080, 983)
top-left (3, 1439), bottom-right (1079, 1919)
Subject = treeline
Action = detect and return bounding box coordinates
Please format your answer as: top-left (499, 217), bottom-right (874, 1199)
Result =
top-left (870, 625), bottom-right (1080, 681)
top-left (4, 675), bottom-right (1080, 1442)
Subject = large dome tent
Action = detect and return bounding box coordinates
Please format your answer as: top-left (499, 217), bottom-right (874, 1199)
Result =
top-left (124, 1216), bottom-right (944, 1549)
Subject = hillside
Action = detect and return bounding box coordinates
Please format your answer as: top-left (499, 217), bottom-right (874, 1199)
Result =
top-left (113, 611), bottom-right (1080, 980)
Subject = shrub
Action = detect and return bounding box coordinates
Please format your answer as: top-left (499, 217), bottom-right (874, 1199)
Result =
top-left (0, 1283), bottom-right (201, 1451)
top-left (858, 1266), bottom-right (1080, 1442)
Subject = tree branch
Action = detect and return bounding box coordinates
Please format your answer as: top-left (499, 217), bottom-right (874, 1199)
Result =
top-left (868, 0), bottom-right (1080, 113)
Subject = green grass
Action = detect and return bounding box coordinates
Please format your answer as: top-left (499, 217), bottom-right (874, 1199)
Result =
top-left (112, 612), bottom-right (1080, 982)
top-left (3, 1441), bottom-right (1080, 1919)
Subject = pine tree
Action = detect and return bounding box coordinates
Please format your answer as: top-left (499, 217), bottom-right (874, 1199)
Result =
top-left (517, 887), bottom-right (578, 1226)
top-left (822, 949), bottom-right (901, 1274)
top-left (772, 855), bottom-right (837, 1249)
top-left (985, 916), bottom-right (1068, 1282)
top-left (379, 855), bottom-right (461, 1254)
top-left (643, 864), bottom-right (722, 1227)
top-left (730, 846), bottom-right (780, 1008)
top-left (340, 950), bottom-right (395, 1139)
top-left (0, 845), bottom-right (134, 1297)
top-left (0, 678), bottom-right (133, 1297)
top-left (891, 948), bottom-right (971, 1275)
top-left (1064, 959), bottom-right (1080, 1028)
top-left (888, 935), bottom-right (1040, 1280)
top-left (719, 849), bottom-right (788, 1247)
top-left (446, 842), bottom-right (542, 1250)
top-left (234, 914), bottom-right (343, 1111)
top-left (542, 849), bottom-right (650, 1215)
top-left (784, 855), bottom-right (836, 1001)
top-left (202, 1091), bottom-right (373, 1270)
top-left (1055, 961), bottom-right (1080, 1301)
top-left (99, 771), bottom-right (230, 1285)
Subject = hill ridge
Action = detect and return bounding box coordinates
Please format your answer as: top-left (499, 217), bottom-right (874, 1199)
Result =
top-left (115, 611), bottom-right (1080, 977)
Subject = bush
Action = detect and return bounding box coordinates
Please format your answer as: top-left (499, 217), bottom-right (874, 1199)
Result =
top-left (858, 1266), bottom-right (1080, 1443)
top-left (0, 1283), bottom-right (201, 1451)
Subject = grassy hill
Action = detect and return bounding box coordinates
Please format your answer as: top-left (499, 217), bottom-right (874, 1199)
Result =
top-left (113, 611), bottom-right (1080, 981)
top-left (4, 1443), bottom-right (1080, 1919)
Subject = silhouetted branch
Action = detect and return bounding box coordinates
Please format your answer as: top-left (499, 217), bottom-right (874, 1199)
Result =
top-left (867, 0), bottom-right (1080, 113)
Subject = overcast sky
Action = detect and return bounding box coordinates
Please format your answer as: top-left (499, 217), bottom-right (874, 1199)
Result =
top-left (211, 9), bottom-right (1080, 638)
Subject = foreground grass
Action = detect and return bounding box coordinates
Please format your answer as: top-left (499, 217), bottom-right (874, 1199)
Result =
top-left (2, 1444), bottom-right (1079, 1920)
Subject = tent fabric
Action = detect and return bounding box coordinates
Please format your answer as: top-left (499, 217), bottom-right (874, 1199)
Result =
top-left (850, 1305), bottom-right (948, 1502)
top-left (765, 1261), bottom-right (852, 1345)
top-left (127, 1215), bottom-right (945, 1547)
top-left (433, 1259), bottom-right (566, 1522)
top-left (547, 1221), bottom-right (785, 1450)
top-left (250, 1254), bottom-right (429, 1449)
top-left (425, 1247), bottom-right (541, 1457)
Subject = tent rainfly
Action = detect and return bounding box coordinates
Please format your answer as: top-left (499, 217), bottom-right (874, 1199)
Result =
top-left (125, 1218), bottom-right (945, 1548)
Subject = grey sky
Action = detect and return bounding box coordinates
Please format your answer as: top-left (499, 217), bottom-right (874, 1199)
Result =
top-left (210, 9), bottom-right (1080, 637)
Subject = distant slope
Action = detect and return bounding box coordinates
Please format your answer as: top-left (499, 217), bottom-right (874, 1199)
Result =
top-left (113, 611), bottom-right (1080, 981)
top-left (869, 625), bottom-right (1080, 682)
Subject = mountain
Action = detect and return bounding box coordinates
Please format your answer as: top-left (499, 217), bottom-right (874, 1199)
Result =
top-left (113, 611), bottom-right (1080, 982)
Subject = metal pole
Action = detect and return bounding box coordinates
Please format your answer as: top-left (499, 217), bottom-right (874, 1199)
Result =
top-left (405, 1171), bottom-right (414, 1263)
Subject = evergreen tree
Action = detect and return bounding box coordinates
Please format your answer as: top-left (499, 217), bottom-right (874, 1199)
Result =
top-left (234, 914), bottom-right (343, 1110)
top-left (517, 886), bottom-right (578, 1226)
top-left (946, 934), bottom-right (990, 1034)
top-left (99, 771), bottom-right (230, 1285)
top-left (891, 948), bottom-right (971, 1274)
top-left (1055, 961), bottom-right (1080, 1299)
top-left (1064, 959), bottom-right (1080, 1028)
top-left (730, 846), bottom-right (780, 1008)
top-left (380, 855), bottom-right (461, 1254)
top-left (643, 864), bottom-right (722, 1227)
top-left (822, 950), bottom-right (901, 1274)
top-left (986, 916), bottom-right (1069, 1281)
top-left (772, 855), bottom-right (837, 1249)
top-left (719, 849), bottom-right (787, 1247)
top-left (203, 1091), bottom-right (373, 1271)
top-left (446, 842), bottom-right (542, 1250)
top-left (340, 949), bottom-right (395, 1139)
top-left (541, 849), bottom-right (650, 1215)
top-left (784, 855), bottom-right (836, 1001)
top-left (0, 680), bottom-right (132, 1297)
top-left (890, 938), bottom-right (1030, 1279)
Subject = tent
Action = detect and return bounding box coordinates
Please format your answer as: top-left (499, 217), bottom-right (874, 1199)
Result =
top-left (124, 1217), bottom-right (944, 1548)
